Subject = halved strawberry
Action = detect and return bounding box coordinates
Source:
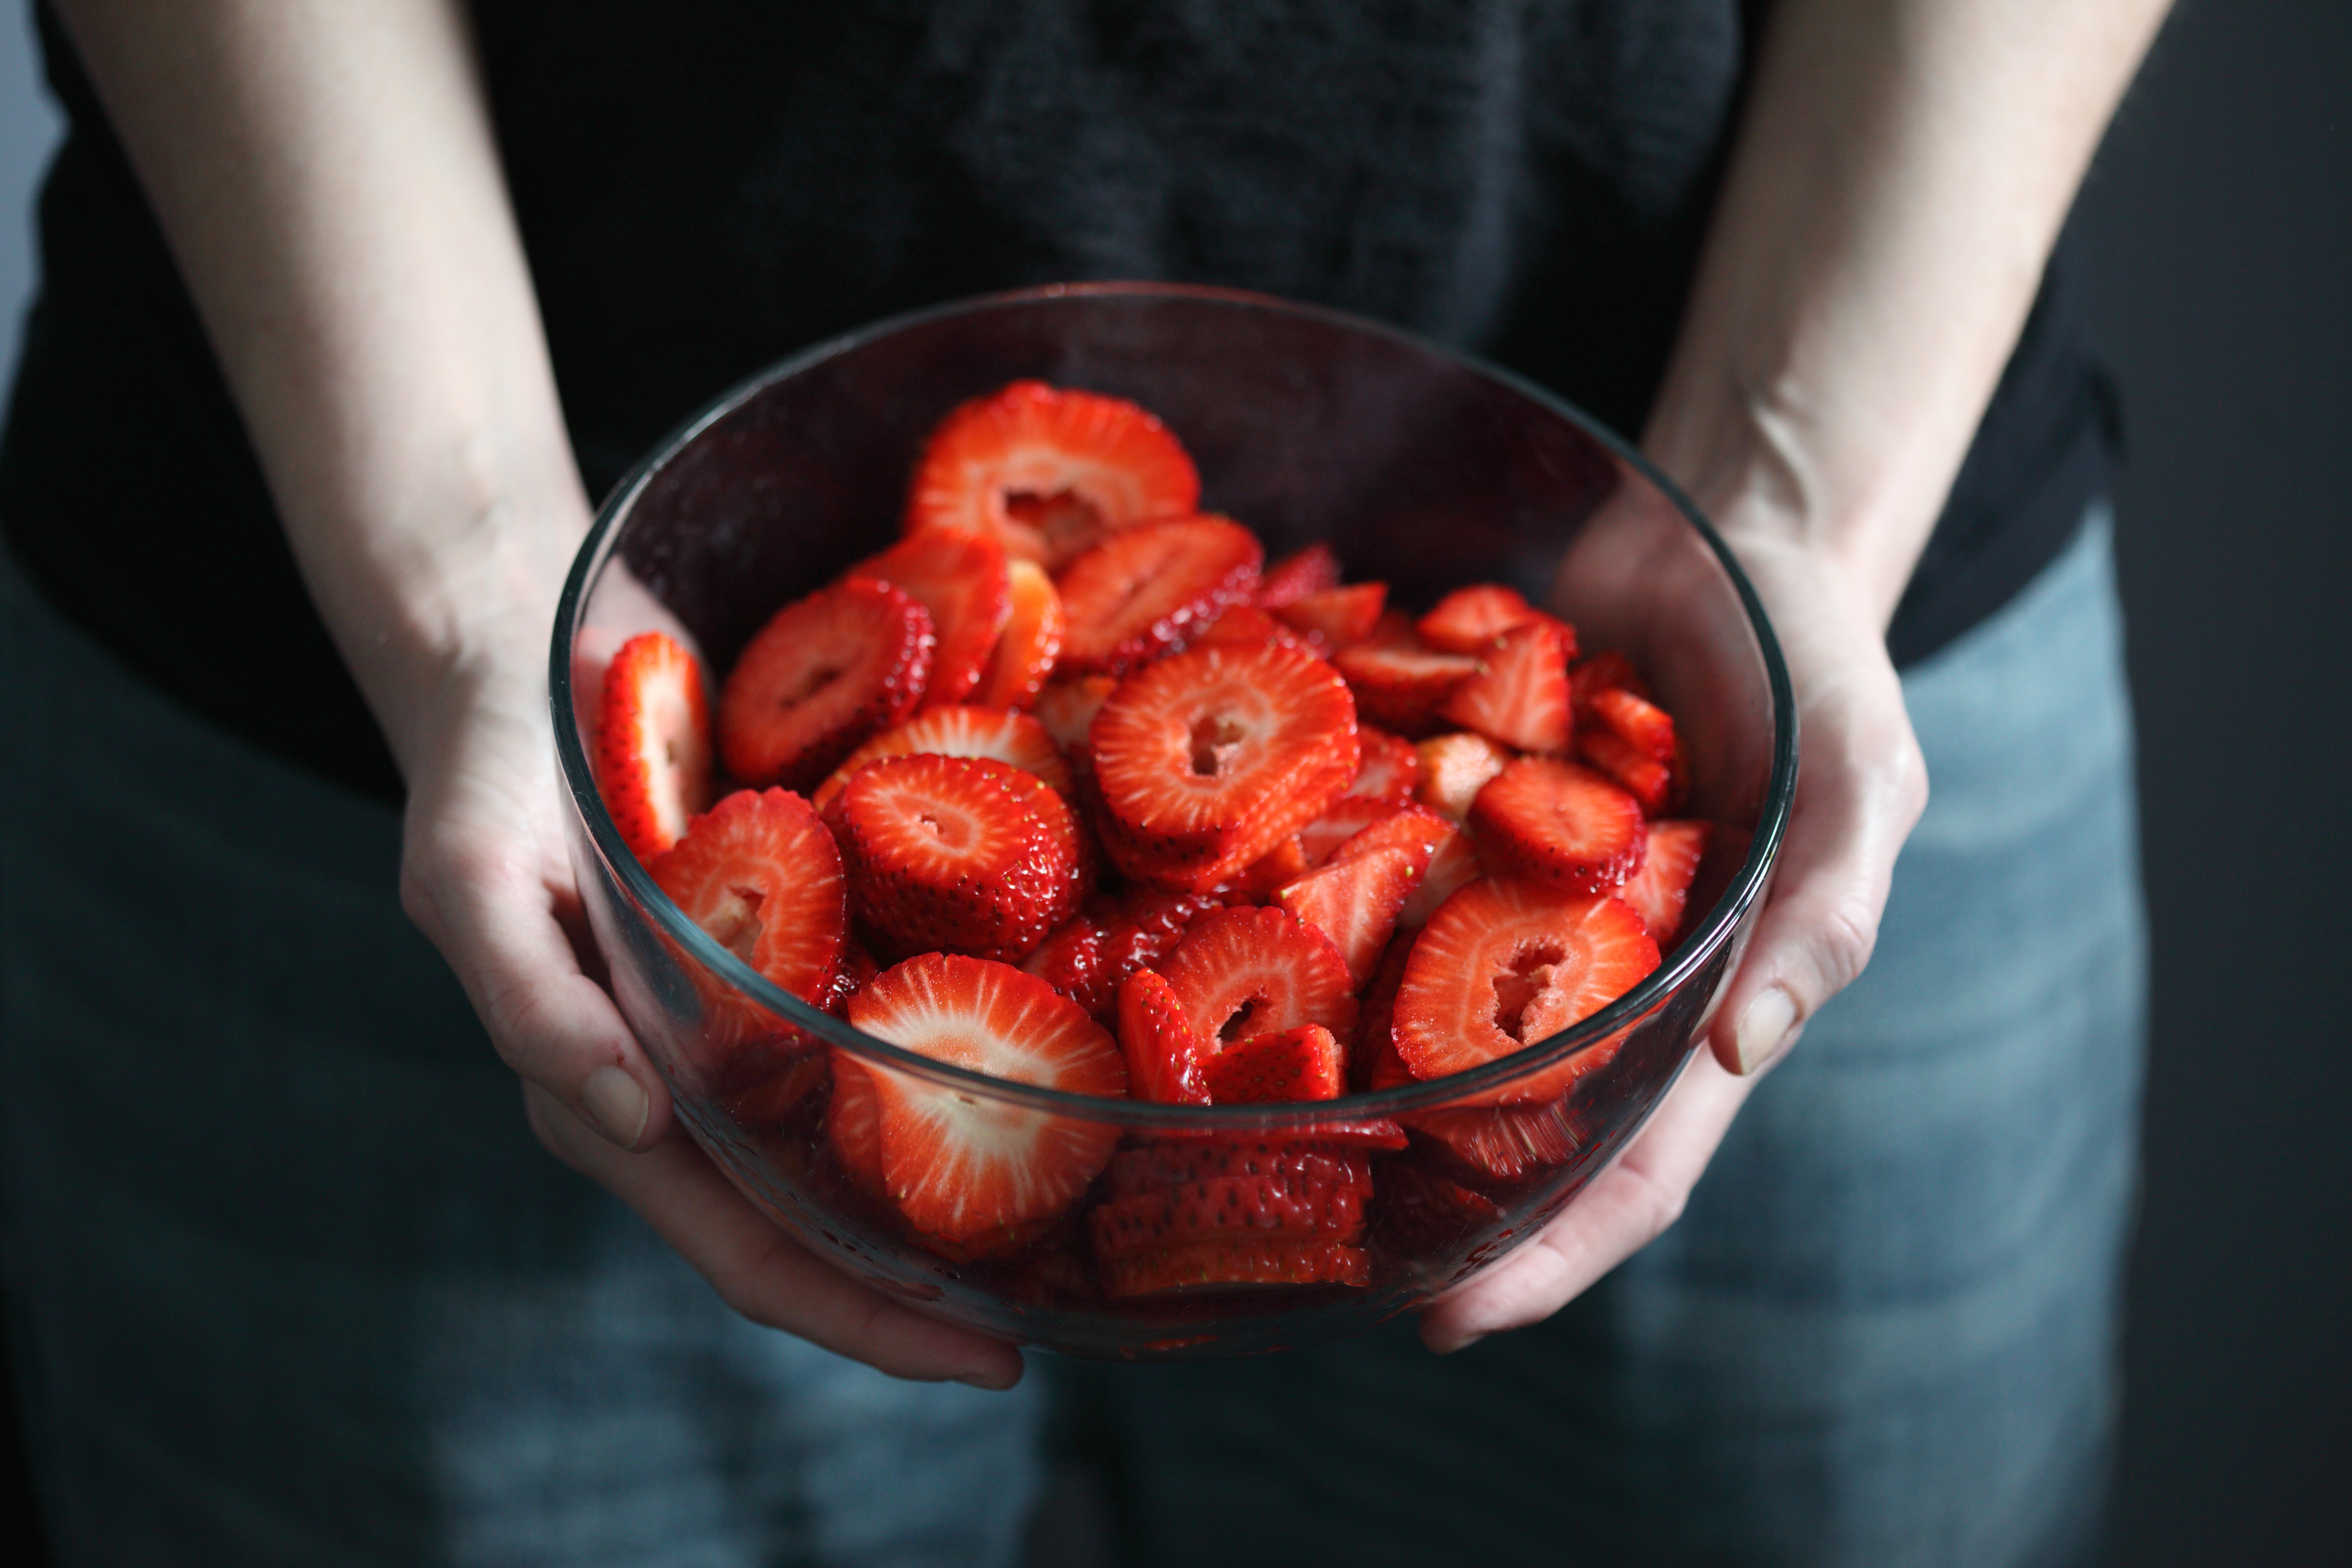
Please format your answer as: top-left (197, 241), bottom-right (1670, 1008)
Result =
top-left (972, 559), bottom-right (1066, 710)
top-left (1332, 614), bottom-right (1480, 735)
top-left (1254, 541), bottom-right (1343, 608)
top-left (1416, 584), bottom-right (1540, 652)
top-left (1330, 803), bottom-right (1452, 877)
top-left (831, 755), bottom-right (1081, 962)
top-left (1577, 686), bottom-right (1680, 811)
top-left (1274, 846), bottom-right (1422, 985)
top-left (844, 528), bottom-right (1012, 707)
top-left (1416, 731), bottom-right (1514, 821)
top-left (719, 578), bottom-right (934, 790)
top-left (1034, 675), bottom-right (1119, 758)
top-left (1204, 1023), bottom-right (1348, 1103)
top-left (811, 705), bottom-right (1074, 812)
top-left (1195, 602), bottom-right (1312, 653)
top-left (1398, 820), bottom-right (1482, 929)
top-left (1091, 1172), bottom-right (1366, 1260)
top-left (1271, 582), bottom-right (1387, 650)
top-left (825, 1052), bottom-right (887, 1200)
top-left (1469, 757), bottom-right (1647, 892)
top-left (1106, 1140), bottom-right (1372, 1198)
top-left (905, 381), bottom-right (1200, 567)
top-left (1158, 905), bottom-right (1359, 1049)
top-left (1117, 968), bottom-right (1212, 1106)
top-left (1405, 1098), bottom-right (1586, 1183)
top-left (1570, 649), bottom-right (1652, 722)
top-left (1090, 641), bottom-right (1359, 890)
top-left (652, 787), bottom-right (846, 1008)
top-left (1343, 726), bottom-right (1420, 808)
top-left (1100, 1236), bottom-right (1370, 1297)
top-left (596, 630), bottom-right (714, 863)
top-left (846, 953), bottom-right (1126, 1241)
top-left (1021, 887), bottom-right (1224, 1023)
top-left (1617, 820), bottom-right (1714, 946)
top-left (1053, 515), bottom-right (1263, 675)
top-left (1578, 727), bottom-right (1673, 813)
top-left (1586, 686), bottom-right (1676, 760)
top-left (1439, 617), bottom-right (1573, 754)
top-left (1296, 797), bottom-right (1399, 867)
top-left (1391, 877), bottom-right (1659, 1099)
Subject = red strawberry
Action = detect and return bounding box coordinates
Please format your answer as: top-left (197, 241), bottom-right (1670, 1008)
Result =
top-left (1117, 968), bottom-right (1212, 1106)
top-left (1416, 584), bottom-right (1540, 652)
top-left (825, 1052), bottom-right (887, 1200)
top-left (845, 527), bottom-right (1012, 708)
top-left (1226, 836), bottom-right (1314, 903)
top-left (1158, 905), bottom-right (1358, 1049)
top-left (1350, 931), bottom-right (1419, 1091)
top-left (1617, 820), bottom-right (1714, 946)
top-left (1438, 617), bottom-right (1573, 755)
top-left (1090, 1174), bottom-right (1367, 1260)
top-left (1577, 727), bottom-right (1673, 813)
top-left (1271, 582), bottom-right (1387, 649)
top-left (1100, 1236), bottom-right (1370, 1297)
top-left (1586, 686), bottom-right (1675, 760)
top-left (1274, 847), bottom-right (1422, 986)
top-left (811, 704), bottom-right (1074, 812)
top-left (596, 630), bottom-right (713, 863)
top-left (831, 755), bottom-right (1081, 962)
top-left (846, 953), bottom-right (1126, 1241)
top-left (1570, 649), bottom-right (1652, 721)
top-left (716, 1042), bottom-right (831, 1128)
top-left (1053, 515), bottom-right (1263, 675)
top-left (1405, 1098), bottom-right (1586, 1183)
top-left (1391, 877), bottom-right (1659, 1099)
top-left (1374, 1164), bottom-right (1508, 1251)
top-left (1416, 731), bottom-right (1513, 821)
top-left (1021, 887), bottom-right (1224, 1023)
top-left (1203, 1023), bottom-right (1348, 1103)
top-left (719, 578), bottom-right (933, 790)
top-left (1090, 642), bottom-right (1359, 891)
top-left (652, 787), bottom-right (846, 1008)
top-left (972, 559), bottom-right (1066, 710)
top-left (905, 380), bottom-right (1200, 567)
top-left (1330, 803), bottom-right (1452, 877)
top-left (1034, 675), bottom-right (1118, 758)
top-left (1469, 757), bottom-right (1648, 893)
top-left (1398, 820), bottom-right (1482, 929)
top-left (1297, 797), bottom-right (1399, 867)
top-left (1254, 540), bottom-right (1343, 608)
top-left (1194, 602), bottom-right (1312, 653)
top-left (1577, 686), bottom-right (1680, 811)
top-left (1106, 1140), bottom-right (1373, 1198)
top-left (1331, 614), bottom-right (1480, 734)
top-left (1343, 726), bottom-right (1420, 808)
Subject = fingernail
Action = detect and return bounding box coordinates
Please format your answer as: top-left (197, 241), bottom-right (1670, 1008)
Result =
top-left (1437, 1331), bottom-right (1488, 1356)
top-left (582, 1065), bottom-right (650, 1147)
top-left (955, 1368), bottom-right (1019, 1392)
top-left (1733, 988), bottom-right (1798, 1075)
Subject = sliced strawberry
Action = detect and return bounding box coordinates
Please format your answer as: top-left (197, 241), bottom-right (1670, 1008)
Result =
top-left (1053, 515), bottom-right (1263, 675)
top-left (1343, 726), bottom-right (1420, 808)
top-left (1203, 1023), bottom-right (1348, 1103)
top-left (1195, 601), bottom-right (1312, 653)
top-left (1332, 614), bottom-right (1480, 735)
top-left (1391, 877), bottom-right (1659, 1098)
top-left (832, 755), bottom-right (1081, 962)
top-left (1578, 726), bottom-right (1674, 813)
top-left (905, 380), bottom-right (1200, 567)
top-left (846, 953), bottom-right (1125, 1241)
top-left (1296, 796), bottom-right (1399, 867)
top-left (1586, 686), bottom-right (1676, 761)
top-left (719, 578), bottom-right (934, 790)
top-left (1417, 585), bottom-right (1540, 653)
top-left (652, 787), bottom-right (846, 1007)
top-left (1226, 836), bottom-right (1313, 903)
top-left (1398, 820), bottom-right (1482, 928)
top-left (811, 705), bottom-right (1074, 812)
top-left (1416, 731), bottom-right (1514, 821)
top-left (1091, 641), bottom-right (1359, 890)
top-left (596, 630), bottom-right (713, 863)
top-left (1406, 1099), bottom-right (1586, 1184)
top-left (1253, 540), bottom-right (1343, 608)
top-left (917, 1214), bottom-right (1065, 1264)
top-left (1116, 968), bottom-right (1212, 1106)
top-left (1374, 1164), bottom-right (1508, 1251)
top-left (1091, 1173), bottom-right (1366, 1261)
top-left (1021, 887), bottom-right (1224, 1023)
top-left (717, 1042), bottom-right (831, 1128)
top-left (1578, 686), bottom-right (1680, 811)
top-left (1107, 1139), bottom-right (1372, 1197)
top-left (1470, 756), bottom-right (1648, 892)
top-left (844, 527), bottom-right (1011, 708)
top-left (1034, 675), bottom-right (1119, 758)
top-left (1274, 847), bottom-right (1421, 986)
top-left (1100, 1236), bottom-right (1370, 1297)
top-left (1350, 930), bottom-right (1420, 1091)
top-left (1158, 905), bottom-right (1359, 1049)
top-left (972, 559), bottom-right (1066, 709)
top-left (825, 1052), bottom-right (887, 1200)
top-left (1330, 803), bottom-right (1452, 877)
top-left (1570, 649), bottom-right (1652, 722)
top-left (1439, 617), bottom-right (1573, 754)
top-left (1617, 820), bottom-right (1714, 946)
top-left (1271, 582), bottom-right (1387, 649)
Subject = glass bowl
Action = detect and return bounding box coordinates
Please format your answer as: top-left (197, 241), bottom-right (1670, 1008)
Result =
top-left (550, 283), bottom-right (1795, 1361)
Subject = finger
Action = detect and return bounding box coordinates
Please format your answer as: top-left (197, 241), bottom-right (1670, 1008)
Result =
top-left (1418, 1052), bottom-right (1754, 1351)
top-left (525, 1083), bottom-right (1025, 1388)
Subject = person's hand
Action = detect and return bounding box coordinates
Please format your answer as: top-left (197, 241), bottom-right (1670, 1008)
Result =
top-left (1418, 507), bottom-right (1927, 1352)
top-left (393, 591), bottom-right (1025, 1390)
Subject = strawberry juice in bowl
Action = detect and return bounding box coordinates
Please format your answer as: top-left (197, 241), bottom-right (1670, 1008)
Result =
top-left (551, 284), bottom-right (1795, 1360)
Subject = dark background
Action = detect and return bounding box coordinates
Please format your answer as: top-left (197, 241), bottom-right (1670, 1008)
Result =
top-left (0, 1), bottom-right (2343, 1562)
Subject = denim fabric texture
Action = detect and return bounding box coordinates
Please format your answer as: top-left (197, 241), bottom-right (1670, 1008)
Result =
top-left (0, 547), bottom-right (1043, 1568)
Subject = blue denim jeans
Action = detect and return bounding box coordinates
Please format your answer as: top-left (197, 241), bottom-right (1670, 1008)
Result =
top-left (1095, 511), bottom-right (2145, 1567)
top-left (0, 548), bottom-right (1044, 1567)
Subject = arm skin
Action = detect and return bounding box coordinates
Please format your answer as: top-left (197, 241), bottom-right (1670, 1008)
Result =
top-left (52, 0), bottom-right (1023, 1390)
top-left (1421, 0), bottom-right (2171, 1351)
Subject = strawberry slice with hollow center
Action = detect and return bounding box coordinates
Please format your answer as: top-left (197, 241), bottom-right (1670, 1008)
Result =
top-left (832, 755), bottom-right (1081, 963)
top-left (596, 630), bottom-right (713, 863)
top-left (1392, 877), bottom-right (1659, 1099)
top-left (812, 704), bottom-right (1074, 812)
top-left (972, 559), bottom-right (1067, 710)
top-left (846, 953), bottom-right (1125, 1242)
top-left (718, 578), bottom-right (934, 791)
top-left (905, 380), bottom-right (1201, 567)
top-left (1470, 756), bottom-right (1648, 892)
top-left (1053, 515), bottom-right (1264, 675)
top-left (1091, 641), bottom-right (1359, 890)
top-left (653, 787), bottom-right (846, 1003)
top-left (1617, 819), bottom-right (1714, 946)
top-left (1158, 905), bottom-right (1359, 1049)
top-left (844, 528), bottom-right (1013, 708)
top-left (1117, 968), bottom-right (1212, 1106)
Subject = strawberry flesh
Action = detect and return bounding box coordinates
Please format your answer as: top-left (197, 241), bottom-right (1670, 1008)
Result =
top-left (1417, 584), bottom-right (1540, 653)
top-left (719, 578), bottom-right (934, 791)
top-left (1053, 515), bottom-right (1264, 675)
top-left (1274, 847), bottom-right (1422, 986)
top-left (845, 527), bottom-right (1012, 708)
top-left (1203, 1024), bottom-right (1348, 1104)
top-left (1343, 725), bottom-right (1421, 808)
top-left (1159, 905), bottom-right (1359, 1050)
top-left (1100, 1237), bottom-right (1371, 1297)
top-left (1271, 582), bottom-right (1387, 649)
top-left (1617, 820), bottom-right (1714, 946)
top-left (596, 630), bottom-right (713, 863)
top-left (812, 704), bottom-right (1074, 812)
top-left (1439, 616), bottom-right (1573, 755)
top-left (1117, 968), bottom-right (1212, 1106)
top-left (1253, 541), bottom-right (1343, 608)
top-left (1469, 756), bottom-right (1648, 893)
top-left (1331, 613), bottom-right (1480, 735)
top-left (972, 558), bottom-right (1067, 710)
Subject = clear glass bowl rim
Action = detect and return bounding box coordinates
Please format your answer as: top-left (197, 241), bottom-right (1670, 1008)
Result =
top-left (549, 280), bottom-right (1798, 1128)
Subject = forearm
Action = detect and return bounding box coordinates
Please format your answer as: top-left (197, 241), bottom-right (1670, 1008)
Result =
top-left (52, 0), bottom-right (587, 776)
top-left (1651, 0), bottom-right (2169, 622)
